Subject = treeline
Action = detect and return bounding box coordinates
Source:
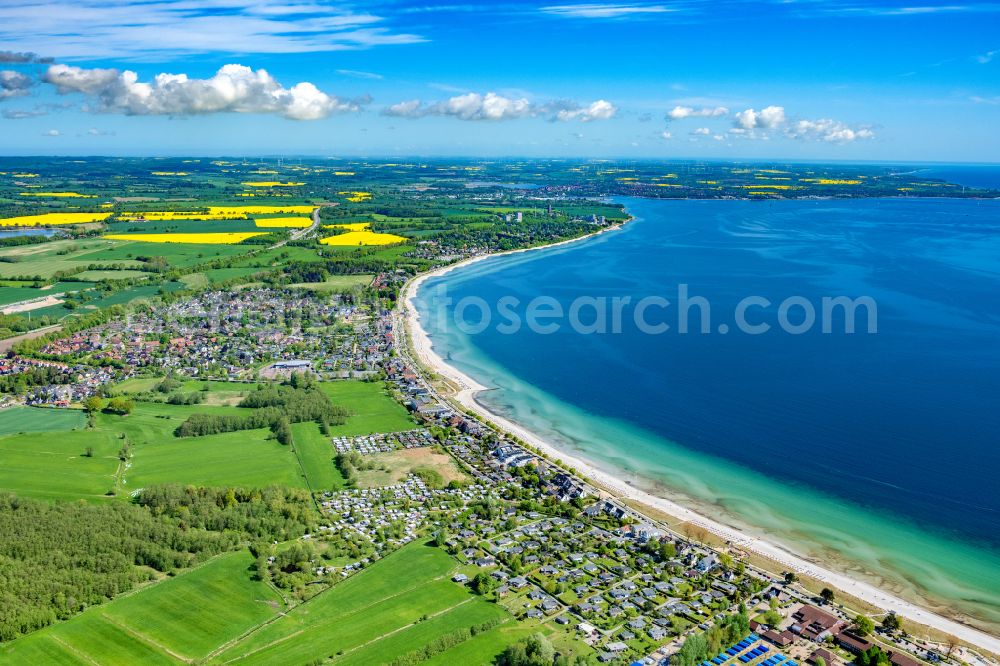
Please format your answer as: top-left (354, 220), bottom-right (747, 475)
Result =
top-left (0, 485), bottom-right (314, 641)
top-left (174, 374), bottom-right (348, 442)
top-left (386, 617), bottom-right (506, 666)
top-left (673, 611), bottom-right (752, 666)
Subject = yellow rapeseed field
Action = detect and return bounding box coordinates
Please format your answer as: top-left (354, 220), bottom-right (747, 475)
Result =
top-left (118, 211), bottom-right (239, 221)
top-left (254, 217), bottom-right (312, 228)
top-left (150, 171), bottom-right (190, 176)
top-left (802, 179), bottom-right (862, 185)
top-left (0, 212), bottom-right (112, 226)
top-left (320, 230), bottom-right (406, 246)
top-left (104, 232), bottom-right (265, 244)
top-left (241, 181), bottom-right (305, 187)
top-left (338, 191), bottom-right (372, 203)
top-left (209, 205), bottom-right (314, 215)
top-left (19, 192), bottom-right (96, 198)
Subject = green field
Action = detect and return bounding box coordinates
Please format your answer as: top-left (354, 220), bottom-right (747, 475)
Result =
top-left (0, 428), bottom-right (121, 500)
top-left (0, 406), bottom-right (85, 434)
top-left (0, 383), bottom-right (414, 503)
top-left (0, 550), bottom-right (284, 665)
top-left (86, 401), bottom-right (306, 491)
top-left (214, 540), bottom-right (508, 665)
top-left (320, 381), bottom-right (416, 436)
top-left (73, 269), bottom-right (151, 281)
top-left (291, 421), bottom-right (344, 492)
top-left (80, 241), bottom-right (253, 268)
top-left (0, 239), bottom-right (144, 279)
top-left (126, 426), bottom-right (307, 491)
top-left (290, 274), bottom-right (373, 292)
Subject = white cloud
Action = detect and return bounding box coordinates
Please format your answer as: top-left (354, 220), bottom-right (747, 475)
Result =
top-left (975, 49), bottom-right (998, 64)
top-left (541, 4), bottom-right (673, 19)
top-left (0, 70), bottom-right (34, 99)
top-left (0, 1), bottom-right (424, 59)
top-left (660, 130), bottom-right (672, 140)
top-left (384, 92), bottom-right (618, 122)
top-left (692, 127), bottom-right (710, 135)
top-left (733, 105), bottom-right (786, 130)
top-left (554, 99), bottom-right (617, 122)
top-left (786, 118), bottom-right (874, 143)
top-left (970, 95), bottom-right (1000, 105)
top-left (43, 63), bottom-right (365, 120)
top-left (667, 105), bottom-right (728, 120)
top-left (43, 128), bottom-right (60, 136)
top-left (337, 69), bottom-right (383, 80)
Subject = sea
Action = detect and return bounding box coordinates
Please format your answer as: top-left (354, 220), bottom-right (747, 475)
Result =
top-left (413, 195), bottom-right (1000, 632)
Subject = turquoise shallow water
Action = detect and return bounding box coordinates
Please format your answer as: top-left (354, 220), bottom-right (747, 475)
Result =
top-left (414, 197), bottom-right (1000, 631)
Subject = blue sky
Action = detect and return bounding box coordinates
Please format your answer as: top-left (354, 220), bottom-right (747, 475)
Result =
top-left (0, 0), bottom-right (997, 161)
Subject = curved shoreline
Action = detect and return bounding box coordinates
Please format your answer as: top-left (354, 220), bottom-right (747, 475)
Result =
top-left (398, 221), bottom-right (1000, 656)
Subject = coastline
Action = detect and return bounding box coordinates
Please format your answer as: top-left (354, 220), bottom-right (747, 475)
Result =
top-left (397, 221), bottom-right (1000, 657)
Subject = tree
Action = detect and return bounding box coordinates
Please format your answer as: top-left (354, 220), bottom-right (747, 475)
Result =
top-left (82, 396), bottom-right (104, 414)
top-left (783, 572), bottom-right (798, 584)
top-left (470, 572), bottom-right (495, 596)
top-left (820, 588), bottom-right (835, 604)
top-left (853, 615), bottom-right (875, 637)
top-left (499, 633), bottom-right (555, 666)
top-left (881, 613), bottom-right (901, 633)
top-left (104, 397), bottom-right (134, 415)
top-left (83, 446), bottom-right (93, 458)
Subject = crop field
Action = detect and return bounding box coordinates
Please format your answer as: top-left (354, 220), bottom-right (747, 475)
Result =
top-left (72, 269), bottom-right (150, 281)
top-left (104, 232), bottom-right (266, 244)
top-left (0, 212), bottom-right (112, 226)
top-left (214, 541), bottom-right (507, 665)
top-left (319, 381), bottom-right (416, 436)
top-left (0, 284), bottom-right (60, 306)
top-left (209, 205), bottom-right (314, 215)
top-left (290, 274), bottom-right (373, 292)
top-left (84, 281), bottom-right (186, 307)
top-left (126, 426), bottom-right (307, 490)
top-left (0, 550), bottom-right (284, 665)
top-left (0, 428), bottom-right (121, 500)
top-left (106, 218), bottom-right (260, 233)
top-left (0, 239), bottom-right (144, 279)
top-left (81, 240), bottom-right (253, 268)
top-left (291, 421), bottom-right (344, 492)
top-left (319, 229), bottom-right (407, 246)
top-left (254, 216), bottom-right (311, 228)
top-left (85, 401), bottom-right (305, 491)
top-left (234, 245), bottom-right (324, 266)
top-left (0, 406), bottom-right (85, 435)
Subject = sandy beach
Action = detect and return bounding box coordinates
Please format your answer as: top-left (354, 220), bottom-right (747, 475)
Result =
top-left (398, 224), bottom-right (1000, 658)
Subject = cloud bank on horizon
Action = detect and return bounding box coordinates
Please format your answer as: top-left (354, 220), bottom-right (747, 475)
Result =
top-left (0, 1), bottom-right (996, 159)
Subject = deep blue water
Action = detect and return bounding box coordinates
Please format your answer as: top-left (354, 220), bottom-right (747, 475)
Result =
top-left (426, 197), bottom-right (1000, 549)
top-left (916, 164), bottom-right (1000, 190)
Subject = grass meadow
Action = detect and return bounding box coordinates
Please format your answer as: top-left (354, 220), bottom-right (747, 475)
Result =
top-left (0, 406), bottom-right (84, 435)
top-left (0, 550), bottom-right (284, 665)
top-left (291, 421), bottom-right (345, 492)
top-left (0, 428), bottom-right (121, 500)
top-left (319, 381), bottom-right (417, 437)
top-left (214, 541), bottom-right (509, 665)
